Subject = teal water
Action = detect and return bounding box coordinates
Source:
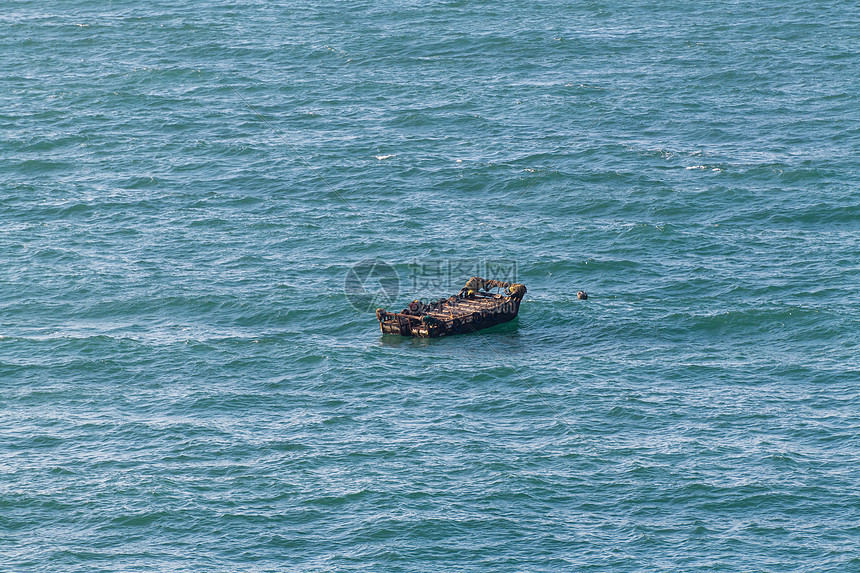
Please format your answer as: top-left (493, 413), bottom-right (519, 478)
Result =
top-left (2, 1), bottom-right (859, 571)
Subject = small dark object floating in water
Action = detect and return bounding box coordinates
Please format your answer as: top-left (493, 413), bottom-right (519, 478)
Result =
top-left (577, 290), bottom-right (588, 300)
top-left (376, 276), bottom-right (527, 338)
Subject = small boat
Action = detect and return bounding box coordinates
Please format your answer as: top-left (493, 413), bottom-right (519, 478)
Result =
top-left (376, 276), bottom-right (527, 338)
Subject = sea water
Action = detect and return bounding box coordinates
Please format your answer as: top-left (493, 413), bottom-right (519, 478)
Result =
top-left (2, 1), bottom-right (859, 571)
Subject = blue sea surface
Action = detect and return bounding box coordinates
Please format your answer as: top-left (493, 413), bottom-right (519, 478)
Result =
top-left (2, 1), bottom-right (859, 571)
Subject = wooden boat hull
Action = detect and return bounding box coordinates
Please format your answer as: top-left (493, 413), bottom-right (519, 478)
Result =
top-left (376, 278), bottom-right (526, 338)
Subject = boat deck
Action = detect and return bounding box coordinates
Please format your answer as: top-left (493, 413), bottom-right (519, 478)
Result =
top-left (376, 277), bottom-right (526, 338)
